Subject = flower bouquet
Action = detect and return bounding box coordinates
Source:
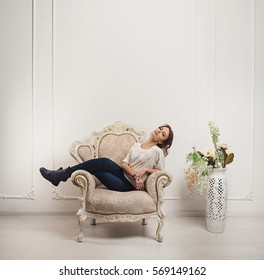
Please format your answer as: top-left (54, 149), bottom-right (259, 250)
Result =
top-left (185, 121), bottom-right (234, 195)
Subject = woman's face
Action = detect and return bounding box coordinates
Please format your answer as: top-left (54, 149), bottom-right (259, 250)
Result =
top-left (151, 126), bottom-right (170, 143)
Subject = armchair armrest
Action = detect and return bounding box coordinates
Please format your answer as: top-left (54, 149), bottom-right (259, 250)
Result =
top-left (71, 170), bottom-right (96, 201)
top-left (145, 170), bottom-right (172, 203)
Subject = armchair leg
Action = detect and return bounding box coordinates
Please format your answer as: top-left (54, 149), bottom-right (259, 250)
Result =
top-left (77, 216), bottom-right (85, 242)
top-left (91, 218), bottom-right (96, 225)
top-left (142, 218), bottom-right (147, 225)
top-left (77, 232), bottom-right (83, 242)
top-left (156, 217), bottom-right (164, 242)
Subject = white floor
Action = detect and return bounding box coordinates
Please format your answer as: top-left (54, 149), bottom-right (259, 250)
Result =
top-left (0, 215), bottom-right (263, 260)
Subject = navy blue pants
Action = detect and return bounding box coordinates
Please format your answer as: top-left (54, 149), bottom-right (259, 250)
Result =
top-left (70, 157), bottom-right (135, 192)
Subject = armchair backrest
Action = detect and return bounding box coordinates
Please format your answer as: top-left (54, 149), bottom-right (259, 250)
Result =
top-left (70, 121), bottom-right (146, 166)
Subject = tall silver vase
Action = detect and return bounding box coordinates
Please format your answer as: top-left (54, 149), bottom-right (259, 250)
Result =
top-left (206, 168), bottom-right (227, 233)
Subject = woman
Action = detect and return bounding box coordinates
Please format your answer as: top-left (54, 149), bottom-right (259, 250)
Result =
top-left (40, 124), bottom-right (173, 192)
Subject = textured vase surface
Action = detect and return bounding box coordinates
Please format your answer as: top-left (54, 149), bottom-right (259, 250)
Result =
top-left (206, 168), bottom-right (227, 233)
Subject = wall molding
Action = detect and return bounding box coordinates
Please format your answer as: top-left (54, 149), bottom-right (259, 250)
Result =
top-left (196, 0), bottom-right (254, 202)
top-left (166, 186), bottom-right (254, 201)
top-left (0, 0), bottom-right (36, 201)
top-left (0, 188), bottom-right (35, 200)
top-left (49, 0), bottom-right (256, 202)
top-left (52, 187), bottom-right (80, 201)
top-left (50, 0), bottom-right (80, 201)
top-left (221, 0), bottom-right (255, 202)
top-left (0, 209), bottom-right (263, 217)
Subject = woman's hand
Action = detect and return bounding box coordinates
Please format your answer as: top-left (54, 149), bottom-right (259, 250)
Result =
top-left (134, 168), bottom-right (147, 180)
top-left (133, 168), bottom-right (149, 190)
top-left (135, 177), bottom-right (145, 191)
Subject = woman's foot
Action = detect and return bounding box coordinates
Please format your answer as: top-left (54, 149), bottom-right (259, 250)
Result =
top-left (39, 167), bottom-right (71, 186)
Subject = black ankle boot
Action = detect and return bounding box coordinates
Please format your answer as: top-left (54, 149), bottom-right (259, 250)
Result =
top-left (39, 167), bottom-right (71, 186)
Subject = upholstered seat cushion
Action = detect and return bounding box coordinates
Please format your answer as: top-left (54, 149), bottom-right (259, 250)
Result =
top-left (86, 189), bottom-right (157, 215)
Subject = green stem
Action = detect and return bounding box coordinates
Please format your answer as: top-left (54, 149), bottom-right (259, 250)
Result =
top-left (214, 144), bottom-right (223, 168)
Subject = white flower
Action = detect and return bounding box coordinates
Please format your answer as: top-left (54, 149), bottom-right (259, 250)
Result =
top-left (202, 148), bottom-right (216, 159)
top-left (218, 143), bottom-right (230, 149)
top-left (185, 169), bottom-right (197, 189)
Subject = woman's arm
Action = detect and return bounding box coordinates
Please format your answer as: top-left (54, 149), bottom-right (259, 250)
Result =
top-left (134, 167), bottom-right (160, 180)
top-left (122, 163), bottom-right (159, 178)
top-left (134, 168), bottom-right (160, 190)
top-left (121, 161), bottom-right (136, 177)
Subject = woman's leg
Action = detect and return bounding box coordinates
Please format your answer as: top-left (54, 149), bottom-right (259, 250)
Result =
top-left (70, 157), bottom-right (134, 191)
top-left (70, 157), bottom-right (123, 176)
top-left (90, 170), bottom-right (134, 192)
top-left (40, 157), bottom-right (134, 191)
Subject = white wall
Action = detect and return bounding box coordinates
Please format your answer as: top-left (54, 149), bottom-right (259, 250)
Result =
top-left (0, 0), bottom-right (263, 215)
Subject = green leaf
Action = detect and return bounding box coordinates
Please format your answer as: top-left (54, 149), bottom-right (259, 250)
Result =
top-left (208, 121), bottom-right (220, 146)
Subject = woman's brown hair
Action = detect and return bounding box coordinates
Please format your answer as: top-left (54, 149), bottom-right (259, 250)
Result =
top-left (157, 124), bottom-right (174, 157)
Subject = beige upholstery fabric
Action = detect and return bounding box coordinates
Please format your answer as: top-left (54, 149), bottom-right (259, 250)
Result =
top-left (98, 134), bottom-right (136, 165)
top-left (69, 121), bottom-right (172, 242)
top-left (86, 189), bottom-right (156, 215)
top-left (78, 146), bottom-right (93, 162)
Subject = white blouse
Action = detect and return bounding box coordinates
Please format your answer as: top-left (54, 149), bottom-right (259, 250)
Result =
top-left (122, 143), bottom-right (165, 187)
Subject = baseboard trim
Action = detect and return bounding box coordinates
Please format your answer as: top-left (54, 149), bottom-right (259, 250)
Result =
top-left (0, 210), bottom-right (264, 217)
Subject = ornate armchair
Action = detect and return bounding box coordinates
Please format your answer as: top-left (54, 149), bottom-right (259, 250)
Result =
top-left (69, 121), bottom-right (172, 242)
